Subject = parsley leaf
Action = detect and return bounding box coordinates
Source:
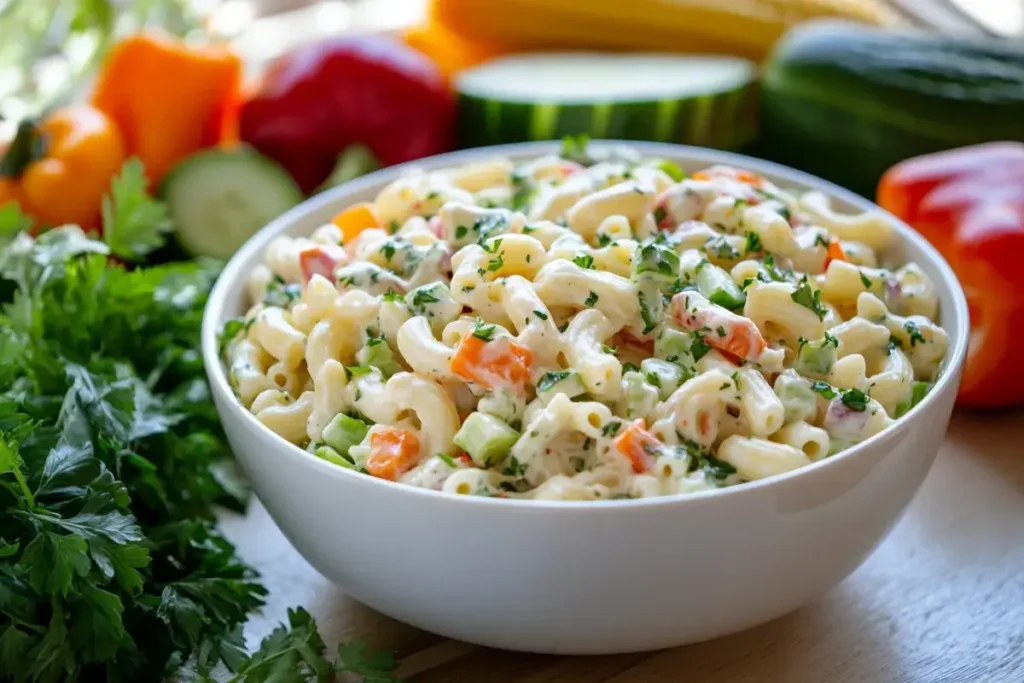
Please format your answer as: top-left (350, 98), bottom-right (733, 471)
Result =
top-left (263, 275), bottom-right (303, 308)
top-left (791, 282), bottom-right (827, 321)
top-left (382, 288), bottom-right (405, 303)
top-left (102, 158), bottom-right (171, 261)
top-left (904, 321), bottom-right (927, 347)
top-left (471, 319), bottom-right (496, 342)
top-left (841, 388), bottom-right (869, 412)
top-left (573, 253), bottom-right (595, 270)
top-left (585, 291), bottom-right (599, 307)
top-left (744, 231), bottom-right (762, 254)
top-left (860, 271), bottom-right (872, 289)
top-left (537, 370), bottom-right (572, 393)
top-left (533, 309), bottom-right (548, 320)
top-left (809, 381), bottom-right (837, 399)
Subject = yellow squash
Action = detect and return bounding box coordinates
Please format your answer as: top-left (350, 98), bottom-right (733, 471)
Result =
top-left (426, 0), bottom-right (900, 62)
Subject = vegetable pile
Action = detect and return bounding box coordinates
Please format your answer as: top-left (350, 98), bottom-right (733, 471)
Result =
top-left (0, 171), bottom-right (400, 681)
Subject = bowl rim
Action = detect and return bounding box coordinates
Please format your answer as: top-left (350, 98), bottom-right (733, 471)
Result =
top-left (201, 140), bottom-right (970, 511)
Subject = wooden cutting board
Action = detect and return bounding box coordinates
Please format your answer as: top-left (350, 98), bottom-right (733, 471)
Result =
top-left (221, 411), bottom-right (1024, 682)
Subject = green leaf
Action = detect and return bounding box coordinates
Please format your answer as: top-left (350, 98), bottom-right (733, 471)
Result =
top-left (337, 639), bottom-right (403, 682)
top-left (790, 282), bottom-right (827, 321)
top-left (68, 583), bottom-right (127, 662)
top-left (22, 532), bottom-right (91, 595)
top-left (0, 202), bottom-right (33, 246)
top-left (0, 625), bottom-right (36, 679)
top-left (231, 607), bottom-right (333, 683)
top-left (102, 157), bottom-right (171, 260)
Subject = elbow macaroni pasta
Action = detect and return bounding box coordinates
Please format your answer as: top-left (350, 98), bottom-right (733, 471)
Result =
top-left (222, 146), bottom-right (950, 501)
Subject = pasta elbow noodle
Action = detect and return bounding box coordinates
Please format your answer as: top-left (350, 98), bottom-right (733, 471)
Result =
top-left (717, 436), bottom-right (811, 481)
top-left (255, 391), bottom-right (315, 444)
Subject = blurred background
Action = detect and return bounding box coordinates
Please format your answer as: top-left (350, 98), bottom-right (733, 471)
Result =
top-left (2, 0), bottom-right (1021, 131)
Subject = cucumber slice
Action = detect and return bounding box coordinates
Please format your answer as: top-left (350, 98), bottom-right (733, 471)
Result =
top-left (162, 149), bottom-right (303, 259)
top-left (456, 53), bottom-right (756, 149)
top-left (696, 263), bottom-right (746, 311)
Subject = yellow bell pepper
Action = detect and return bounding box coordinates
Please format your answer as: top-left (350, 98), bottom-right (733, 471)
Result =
top-left (0, 104), bottom-right (126, 231)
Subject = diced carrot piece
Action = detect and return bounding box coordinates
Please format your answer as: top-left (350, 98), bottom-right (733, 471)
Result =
top-left (613, 419), bottom-right (662, 473)
top-left (450, 334), bottom-right (533, 391)
top-left (366, 427), bottom-right (421, 481)
top-left (824, 239), bottom-right (848, 268)
top-left (331, 202), bottom-right (380, 244)
top-left (672, 293), bottom-right (768, 363)
top-left (299, 243), bottom-right (346, 283)
top-left (693, 167), bottom-right (765, 188)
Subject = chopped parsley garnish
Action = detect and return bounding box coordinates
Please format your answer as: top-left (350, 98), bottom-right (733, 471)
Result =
top-left (436, 452), bottom-right (458, 468)
top-left (217, 317), bottom-right (252, 355)
top-left (601, 343), bottom-right (616, 354)
top-left (841, 388), bottom-right (869, 412)
top-left (809, 381), bottom-right (837, 399)
top-left (645, 372), bottom-right (662, 388)
top-left (533, 309), bottom-right (548, 320)
top-left (791, 282), bottom-right (827, 321)
top-left (537, 370), bottom-right (572, 393)
top-left (602, 420), bottom-right (623, 437)
top-left (585, 291), bottom-right (599, 307)
top-left (263, 275), bottom-right (302, 308)
top-left (824, 331), bottom-right (839, 347)
top-left (388, 219), bottom-right (400, 234)
top-left (690, 334), bottom-right (711, 362)
top-left (634, 240), bottom-right (680, 278)
top-left (744, 231), bottom-right (762, 254)
top-left (503, 455), bottom-right (528, 478)
top-left (410, 287), bottom-right (440, 307)
top-left (471, 319), bottom-right (496, 342)
top-left (455, 225), bottom-right (468, 239)
top-left (860, 272), bottom-right (873, 289)
top-left (380, 242), bottom-right (396, 262)
top-left (716, 326), bottom-right (727, 338)
top-left (623, 362), bottom-right (641, 373)
top-left (762, 254), bottom-right (790, 282)
top-left (706, 235), bottom-right (740, 261)
top-left (483, 238), bottom-right (504, 272)
top-left (597, 233), bottom-right (613, 247)
top-left (382, 288), bottom-right (404, 303)
top-left (653, 206), bottom-right (667, 225)
top-left (344, 364), bottom-right (373, 379)
top-left (814, 232), bottom-right (830, 248)
top-left (573, 253), bottom-right (596, 270)
top-left (522, 224), bottom-right (537, 234)
top-left (904, 320), bottom-right (926, 347)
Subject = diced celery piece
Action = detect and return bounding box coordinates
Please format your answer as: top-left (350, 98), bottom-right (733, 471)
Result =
top-left (315, 444), bottom-right (355, 470)
top-left (356, 340), bottom-right (403, 378)
top-left (895, 380), bottom-right (932, 418)
top-left (794, 337), bottom-right (838, 377)
top-left (696, 262), bottom-right (745, 310)
top-left (322, 413), bottom-right (370, 456)
top-left (640, 358), bottom-right (684, 400)
top-left (453, 412), bottom-right (520, 467)
top-left (621, 371), bottom-right (659, 420)
top-left (774, 370), bottom-right (818, 425)
top-left (654, 327), bottom-right (695, 372)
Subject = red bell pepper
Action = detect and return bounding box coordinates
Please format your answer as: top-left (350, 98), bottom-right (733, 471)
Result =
top-left (239, 35), bottom-right (455, 194)
top-left (878, 142), bottom-right (1024, 408)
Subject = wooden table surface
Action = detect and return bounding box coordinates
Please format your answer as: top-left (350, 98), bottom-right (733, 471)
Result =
top-left (220, 411), bottom-right (1024, 682)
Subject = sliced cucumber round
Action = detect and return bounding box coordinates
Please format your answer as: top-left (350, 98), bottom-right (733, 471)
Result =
top-left (456, 53), bottom-right (756, 149)
top-left (162, 149), bottom-right (303, 259)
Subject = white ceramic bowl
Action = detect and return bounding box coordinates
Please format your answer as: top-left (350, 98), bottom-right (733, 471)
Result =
top-left (202, 142), bottom-right (969, 655)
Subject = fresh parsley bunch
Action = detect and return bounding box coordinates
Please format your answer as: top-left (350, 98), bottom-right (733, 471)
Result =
top-left (0, 163), bottom-right (400, 682)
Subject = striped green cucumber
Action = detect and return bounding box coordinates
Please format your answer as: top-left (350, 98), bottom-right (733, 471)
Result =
top-left (756, 20), bottom-right (1024, 197)
top-left (456, 53), bottom-right (756, 149)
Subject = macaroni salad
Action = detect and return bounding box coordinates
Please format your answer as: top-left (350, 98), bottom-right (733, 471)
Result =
top-left (221, 144), bottom-right (949, 501)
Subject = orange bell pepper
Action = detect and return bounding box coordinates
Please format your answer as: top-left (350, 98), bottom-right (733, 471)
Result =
top-left (0, 105), bottom-right (125, 231)
top-left (878, 142), bottom-right (1024, 408)
top-left (91, 32), bottom-right (241, 184)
